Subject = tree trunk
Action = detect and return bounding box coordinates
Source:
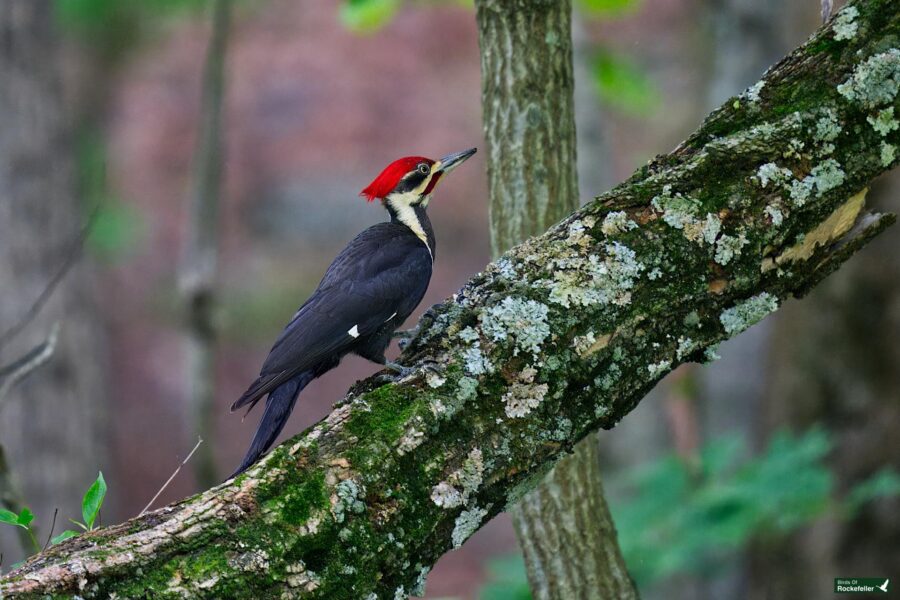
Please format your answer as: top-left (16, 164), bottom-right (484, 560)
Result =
top-left (0, 0), bottom-right (109, 564)
top-left (512, 436), bottom-right (637, 599)
top-left (179, 0), bottom-right (232, 489)
top-left (1, 2), bottom-right (898, 597)
top-left (475, 1), bottom-right (637, 597)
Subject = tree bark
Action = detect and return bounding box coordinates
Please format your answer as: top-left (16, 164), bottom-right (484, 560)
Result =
top-left (0, 0), bottom-right (109, 564)
top-left (475, 1), bottom-right (637, 597)
top-left (512, 436), bottom-right (637, 599)
top-left (1, 2), bottom-right (898, 597)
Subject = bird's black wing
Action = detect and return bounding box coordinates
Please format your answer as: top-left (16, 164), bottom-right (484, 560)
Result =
top-left (231, 224), bottom-right (432, 411)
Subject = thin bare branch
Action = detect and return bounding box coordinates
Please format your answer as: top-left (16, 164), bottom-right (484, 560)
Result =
top-left (42, 509), bottom-right (58, 551)
top-left (139, 438), bottom-right (204, 517)
top-left (0, 323), bottom-right (60, 409)
top-left (0, 206), bottom-right (96, 352)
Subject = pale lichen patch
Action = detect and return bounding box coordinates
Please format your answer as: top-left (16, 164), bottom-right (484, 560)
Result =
top-left (651, 185), bottom-right (700, 230)
top-left (765, 205), bottom-right (784, 226)
top-left (882, 142), bottom-right (897, 167)
top-left (867, 107), bottom-right (899, 136)
top-left (430, 482), bottom-right (463, 509)
top-left (431, 448), bottom-right (485, 509)
top-left (601, 211), bottom-right (638, 236)
top-left (714, 233), bottom-right (748, 265)
top-left (815, 110), bottom-right (843, 142)
top-left (837, 49), bottom-right (900, 109)
top-left (647, 359), bottom-right (672, 378)
top-left (547, 242), bottom-right (644, 308)
top-left (789, 159), bottom-right (847, 207)
top-left (462, 343), bottom-right (493, 376)
top-left (745, 80), bottom-right (765, 102)
top-left (397, 426), bottom-right (425, 455)
top-left (451, 506), bottom-right (489, 548)
top-left (833, 6), bottom-right (859, 41)
top-left (676, 337), bottom-right (697, 359)
top-left (503, 378), bottom-right (549, 419)
top-left (756, 163), bottom-right (793, 188)
top-left (480, 297), bottom-right (551, 356)
top-left (720, 292), bottom-right (779, 335)
top-left (333, 479), bottom-right (366, 523)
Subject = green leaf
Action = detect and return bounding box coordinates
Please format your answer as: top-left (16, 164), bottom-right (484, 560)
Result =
top-left (577, 0), bottom-right (642, 16)
top-left (82, 471), bottom-right (107, 530)
top-left (70, 518), bottom-right (89, 531)
top-left (339, 0), bottom-right (401, 33)
top-left (51, 530), bottom-right (79, 545)
top-left (87, 200), bottom-right (143, 259)
top-left (592, 50), bottom-right (660, 118)
top-left (845, 468), bottom-right (900, 513)
top-left (0, 508), bottom-right (20, 526)
top-left (16, 507), bottom-right (35, 528)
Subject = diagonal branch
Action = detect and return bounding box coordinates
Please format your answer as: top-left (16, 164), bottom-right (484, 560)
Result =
top-left (1, 1), bottom-right (898, 597)
top-left (0, 323), bottom-right (60, 410)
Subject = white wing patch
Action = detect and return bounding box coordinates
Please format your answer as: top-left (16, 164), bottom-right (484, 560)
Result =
top-left (348, 325), bottom-right (360, 338)
top-left (384, 312), bottom-right (398, 323)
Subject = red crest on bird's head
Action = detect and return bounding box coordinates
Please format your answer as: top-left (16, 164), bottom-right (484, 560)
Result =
top-left (360, 156), bottom-right (435, 202)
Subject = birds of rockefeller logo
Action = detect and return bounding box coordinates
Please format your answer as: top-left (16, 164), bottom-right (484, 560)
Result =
top-left (834, 578), bottom-right (889, 594)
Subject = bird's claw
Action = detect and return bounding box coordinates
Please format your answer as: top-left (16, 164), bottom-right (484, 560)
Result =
top-left (377, 360), bottom-right (442, 383)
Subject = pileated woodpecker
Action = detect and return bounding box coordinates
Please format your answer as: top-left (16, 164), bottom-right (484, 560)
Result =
top-left (230, 147), bottom-right (477, 477)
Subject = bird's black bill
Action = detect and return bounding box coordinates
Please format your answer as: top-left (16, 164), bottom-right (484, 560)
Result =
top-left (436, 147), bottom-right (477, 173)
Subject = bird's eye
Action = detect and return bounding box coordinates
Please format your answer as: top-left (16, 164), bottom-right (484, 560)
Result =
top-left (418, 163), bottom-right (430, 175)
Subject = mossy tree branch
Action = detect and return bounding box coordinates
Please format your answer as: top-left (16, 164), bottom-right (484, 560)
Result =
top-left (2, 1), bottom-right (898, 597)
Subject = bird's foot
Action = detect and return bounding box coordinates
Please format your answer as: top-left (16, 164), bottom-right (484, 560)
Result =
top-left (377, 360), bottom-right (441, 383)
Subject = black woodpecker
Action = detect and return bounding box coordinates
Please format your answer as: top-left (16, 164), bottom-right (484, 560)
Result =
top-left (230, 147), bottom-right (477, 477)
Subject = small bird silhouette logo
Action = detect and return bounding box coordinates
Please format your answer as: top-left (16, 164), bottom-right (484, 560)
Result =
top-left (877, 579), bottom-right (889, 593)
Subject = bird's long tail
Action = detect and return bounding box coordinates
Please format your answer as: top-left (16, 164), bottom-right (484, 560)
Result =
top-left (229, 370), bottom-right (316, 478)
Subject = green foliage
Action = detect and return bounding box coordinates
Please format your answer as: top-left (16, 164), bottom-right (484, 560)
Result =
top-left (479, 555), bottom-right (532, 600)
top-left (81, 472), bottom-right (108, 530)
top-left (592, 50), bottom-right (659, 117)
top-left (56, 0), bottom-right (204, 32)
top-left (0, 508), bottom-right (39, 552)
top-left (339, 0), bottom-right (401, 33)
top-left (0, 507), bottom-right (34, 530)
top-left (76, 131), bottom-right (143, 261)
top-left (0, 472), bottom-right (109, 561)
top-left (577, 0), bottom-right (641, 17)
top-left (50, 529), bottom-right (79, 545)
top-left (844, 467), bottom-right (900, 512)
top-left (477, 428), bottom-right (900, 598)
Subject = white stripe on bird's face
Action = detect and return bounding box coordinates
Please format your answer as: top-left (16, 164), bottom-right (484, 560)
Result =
top-left (348, 324), bottom-right (360, 338)
top-left (386, 192), bottom-right (433, 260)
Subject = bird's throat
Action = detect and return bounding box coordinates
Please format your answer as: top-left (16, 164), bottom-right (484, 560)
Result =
top-left (386, 197), bottom-right (435, 260)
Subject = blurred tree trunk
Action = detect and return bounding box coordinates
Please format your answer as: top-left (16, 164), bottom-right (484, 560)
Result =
top-left (179, 0), bottom-right (232, 490)
top-left (0, 0), bottom-right (109, 562)
top-left (475, 1), bottom-right (637, 597)
top-left (750, 181), bottom-right (900, 599)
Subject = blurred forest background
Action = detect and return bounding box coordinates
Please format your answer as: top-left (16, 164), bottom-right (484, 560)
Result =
top-left (0, 0), bottom-right (898, 598)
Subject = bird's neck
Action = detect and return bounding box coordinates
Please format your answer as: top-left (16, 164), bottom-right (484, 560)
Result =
top-left (386, 198), bottom-right (435, 259)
